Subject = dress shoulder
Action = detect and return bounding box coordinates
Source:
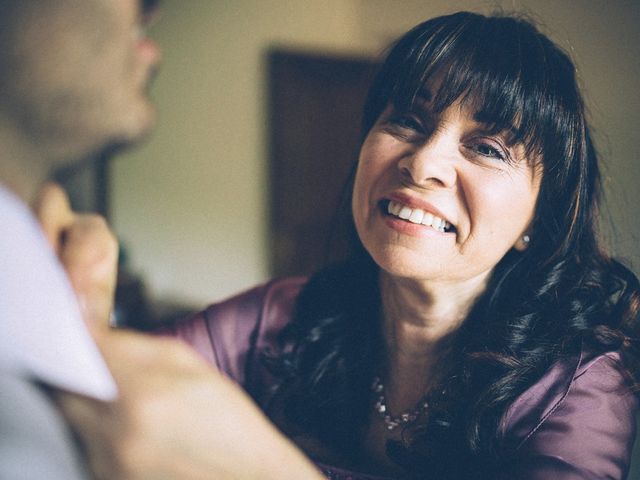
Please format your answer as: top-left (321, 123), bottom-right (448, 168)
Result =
top-left (162, 277), bottom-right (307, 388)
top-left (500, 351), bottom-right (639, 479)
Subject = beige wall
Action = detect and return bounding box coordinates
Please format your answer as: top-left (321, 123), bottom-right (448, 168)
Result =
top-left (112, 0), bottom-right (640, 307)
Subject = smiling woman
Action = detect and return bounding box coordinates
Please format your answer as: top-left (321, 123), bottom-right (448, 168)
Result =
top-left (161, 11), bottom-right (640, 480)
top-left (353, 99), bottom-right (541, 287)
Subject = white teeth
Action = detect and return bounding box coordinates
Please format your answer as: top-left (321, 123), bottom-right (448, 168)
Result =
top-left (386, 200), bottom-right (452, 232)
top-left (408, 209), bottom-right (424, 224)
top-left (422, 212), bottom-right (434, 227)
top-left (398, 206), bottom-right (412, 220)
top-left (389, 201), bottom-right (402, 216)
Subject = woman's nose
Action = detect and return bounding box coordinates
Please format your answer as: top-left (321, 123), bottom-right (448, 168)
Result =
top-left (397, 131), bottom-right (458, 189)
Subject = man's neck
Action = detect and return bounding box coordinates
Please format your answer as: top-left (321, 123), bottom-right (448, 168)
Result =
top-left (0, 118), bottom-right (50, 204)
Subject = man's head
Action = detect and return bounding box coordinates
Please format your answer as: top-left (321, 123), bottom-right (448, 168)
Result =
top-left (0, 0), bottom-right (160, 199)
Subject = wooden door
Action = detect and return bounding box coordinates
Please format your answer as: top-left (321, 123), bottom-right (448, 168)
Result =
top-left (268, 50), bottom-right (375, 277)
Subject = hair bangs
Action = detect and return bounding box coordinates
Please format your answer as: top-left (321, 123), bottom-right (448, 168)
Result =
top-left (367, 12), bottom-right (581, 167)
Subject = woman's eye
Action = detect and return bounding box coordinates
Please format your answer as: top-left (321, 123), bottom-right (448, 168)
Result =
top-left (469, 142), bottom-right (506, 161)
top-left (387, 113), bottom-right (425, 133)
top-left (384, 114), bottom-right (427, 142)
top-left (392, 115), bottom-right (422, 131)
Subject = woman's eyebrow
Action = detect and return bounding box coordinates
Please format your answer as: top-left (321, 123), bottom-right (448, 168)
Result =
top-left (399, 87), bottom-right (433, 109)
top-left (472, 112), bottom-right (519, 139)
top-left (395, 92), bottom-right (433, 115)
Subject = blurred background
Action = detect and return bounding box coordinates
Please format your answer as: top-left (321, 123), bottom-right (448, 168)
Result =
top-left (62, 0), bottom-right (640, 317)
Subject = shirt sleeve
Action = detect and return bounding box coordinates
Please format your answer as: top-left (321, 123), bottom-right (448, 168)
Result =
top-left (502, 352), bottom-right (638, 480)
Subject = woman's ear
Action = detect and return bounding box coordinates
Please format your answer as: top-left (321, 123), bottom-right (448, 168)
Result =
top-left (513, 233), bottom-right (531, 252)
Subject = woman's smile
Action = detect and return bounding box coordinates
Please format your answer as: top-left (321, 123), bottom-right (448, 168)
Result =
top-left (378, 197), bottom-right (457, 242)
top-left (385, 200), bottom-right (453, 233)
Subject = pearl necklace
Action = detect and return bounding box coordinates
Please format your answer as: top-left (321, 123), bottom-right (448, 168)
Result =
top-left (371, 376), bottom-right (430, 431)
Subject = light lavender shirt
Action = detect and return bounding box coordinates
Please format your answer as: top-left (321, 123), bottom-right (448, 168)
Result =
top-left (0, 185), bottom-right (115, 397)
top-left (0, 185), bottom-right (116, 479)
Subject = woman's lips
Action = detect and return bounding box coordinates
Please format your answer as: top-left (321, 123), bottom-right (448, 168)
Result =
top-left (378, 199), bottom-right (457, 237)
top-left (385, 199), bottom-right (453, 232)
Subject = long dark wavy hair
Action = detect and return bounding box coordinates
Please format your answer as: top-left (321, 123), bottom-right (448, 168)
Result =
top-left (267, 11), bottom-right (640, 478)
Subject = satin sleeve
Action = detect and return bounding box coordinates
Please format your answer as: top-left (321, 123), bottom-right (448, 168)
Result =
top-left (500, 352), bottom-right (638, 479)
top-left (158, 277), bottom-right (306, 400)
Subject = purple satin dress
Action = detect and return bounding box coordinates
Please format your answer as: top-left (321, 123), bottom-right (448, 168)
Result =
top-left (163, 277), bottom-right (638, 480)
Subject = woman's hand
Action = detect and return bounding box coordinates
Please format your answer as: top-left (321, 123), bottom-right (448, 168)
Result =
top-left (34, 183), bottom-right (118, 329)
top-left (58, 329), bottom-right (324, 480)
top-left (34, 184), bottom-right (323, 479)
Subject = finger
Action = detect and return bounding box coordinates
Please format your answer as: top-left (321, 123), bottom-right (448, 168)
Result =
top-left (62, 214), bottom-right (118, 287)
top-left (56, 213), bottom-right (119, 328)
top-left (32, 182), bottom-right (75, 253)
